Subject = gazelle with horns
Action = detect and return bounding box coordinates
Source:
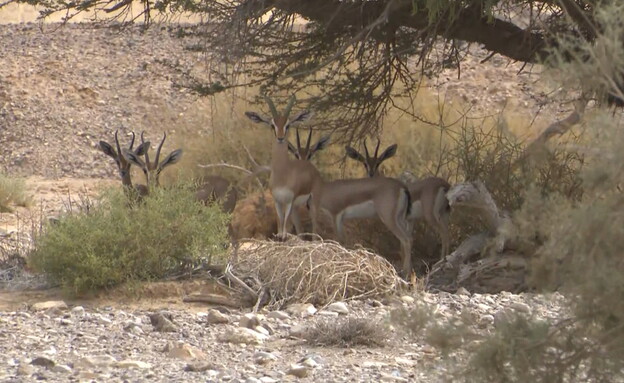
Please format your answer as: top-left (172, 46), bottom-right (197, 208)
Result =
top-left (123, 132), bottom-right (183, 188)
top-left (245, 96), bottom-right (323, 239)
top-left (123, 132), bottom-right (238, 213)
top-left (346, 139), bottom-right (452, 260)
top-left (99, 130), bottom-right (150, 198)
top-left (287, 133), bottom-right (415, 277)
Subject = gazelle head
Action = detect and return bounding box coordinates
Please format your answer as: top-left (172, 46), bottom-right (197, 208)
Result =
top-left (345, 139), bottom-right (398, 177)
top-left (99, 130), bottom-right (150, 186)
top-left (123, 131), bottom-right (183, 187)
top-left (287, 128), bottom-right (331, 161)
top-left (245, 95), bottom-right (312, 143)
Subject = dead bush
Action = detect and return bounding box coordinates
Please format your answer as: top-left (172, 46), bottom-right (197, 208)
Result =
top-left (303, 317), bottom-right (387, 347)
top-left (231, 237), bottom-right (405, 307)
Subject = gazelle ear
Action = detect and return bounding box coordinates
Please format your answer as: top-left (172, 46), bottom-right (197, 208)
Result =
top-left (378, 144), bottom-right (398, 162)
top-left (122, 148), bottom-right (146, 169)
top-left (99, 141), bottom-right (118, 159)
top-left (135, 141), bottom-right (150, 156)
top-left (287, 141), bottom-right (300, 159)
top-left (308, 135), bottom-right (331, 159)
top-left (345, 146), bottom-right (365, 162)
top-left (158, 149), bottom-right (183, 172)
top-left (245, 112), bottom-right (272, 125)
top-left (290, 110), bottom-right (312, 124)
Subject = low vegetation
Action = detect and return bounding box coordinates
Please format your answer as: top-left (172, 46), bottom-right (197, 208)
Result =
top-left (29, 184), bottom-right (230, 295)
top-left (303, 317), bottom-right (387, 347)
top-left (0, 173), bottom-right (30, 212)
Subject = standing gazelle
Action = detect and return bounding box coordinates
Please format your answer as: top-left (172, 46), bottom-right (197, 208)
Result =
top-left (99, 130), bottom-right (150, 198)
top-left (245, 96), bottom-right (323, 240)
top-left (346, 139), bottom-right (451, 260)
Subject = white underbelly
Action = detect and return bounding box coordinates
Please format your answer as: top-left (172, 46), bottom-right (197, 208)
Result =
top-left (342, 200), bottom-right (375, 220)
top-left (293, 193), bottom-right (310, 207)
top-left (272, 187), bottom-right (294, 204)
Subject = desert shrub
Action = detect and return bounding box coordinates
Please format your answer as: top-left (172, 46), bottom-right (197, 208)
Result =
top-left (303, 317), bottom-right (387, 347)
top-left (460, 4), bottom-right (624, 381)
top-left (29, 184), bottom-right (230, 295)
top-left (0, 173), bottom-right (31, 212)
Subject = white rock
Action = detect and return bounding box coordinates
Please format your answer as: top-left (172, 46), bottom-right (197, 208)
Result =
top-left (70, 306), bottom-right (85, 316)
top-left (317, 310), bottom-right (339, 317)
top-left (510, 302), bottom-right (531, 313)
top-left (221, 327), bottom-right (267, 344)
top-left (51, 364), bottom-right (72, 374)
top-left (254, 351), bottom-right (277, 365)
top-left (31, 301), bottom-right (67, 311)
top-left (286, 364), bottom-right (309, 378)
top-left (326, 302), bottom-right (349, 314)
top-left (400, 296), bottom-right (415, 304)
top-left (286, 303), bottom-right (317, 318)
top-left (76, 355), bottom-right (117, 369)
top-left (246, 378), bottom-right (262, 383)
top-left (259, 377), bottom-right (279, 383)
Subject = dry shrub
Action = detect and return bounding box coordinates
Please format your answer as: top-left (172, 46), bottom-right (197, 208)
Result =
top-left (303, 317), bottom-right (387, 347)
top-left (0, 173), bottom-right (31, 212)
top-left (232, 237), bottom-right (405, 307)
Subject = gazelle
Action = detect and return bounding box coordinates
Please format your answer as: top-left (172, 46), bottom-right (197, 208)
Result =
top-left (288, 127), bottom-right (331, 161)
top-left (123, 131), bottom-right (182, 188)
top-left (245, 96), bottom-right (323, 240)
top-left (99, 130), bottom-right (150, 198)
top-left (346, 139), bottom-right (451, 259)
top-left (286, 135), bottom-right (414, 277)
top-left (123, 132), bottom-right (238, 214)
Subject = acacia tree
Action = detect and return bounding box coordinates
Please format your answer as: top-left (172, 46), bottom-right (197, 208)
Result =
top-left (6, 0), bottom-right (620, 140)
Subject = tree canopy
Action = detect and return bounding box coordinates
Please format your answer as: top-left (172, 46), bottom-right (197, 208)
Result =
top-left (5, 0), bottom-right (618, 140)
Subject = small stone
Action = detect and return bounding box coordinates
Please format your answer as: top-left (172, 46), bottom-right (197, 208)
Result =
top-left (394, 357), bottom-right (416, 367)
top-left (149, 312), bottom-right (176, 332)
top-left (479, 314), bottom-right (495, 328)
top-left (362, 360), bottom-right (388, 368)
top-left (267, 311), bottom-right (290, 320)
top-left (317, 310), bottom-right (339, 317)
top-left (299, 357), bottom-right (319, 368)
top-left (206, 309), bottom-right (230, 324)
top-left (254, 325), bottom-right (270, 336)
top-left (70, 306), bottom-right (85, 316)
top-left (166, 343), bottom-right (207, 360)
top-left (400, 296), bottom-right (415, 304)
top-left (286, 303), bottom-right (317, 318)
top-left (76, 355), bottom-right (117, 369)
top-left (239, 313), bottom-right (261, 329)
top-left (31, 356), bottom-right (55, 368)
top-left (220, 327), bottom-right (267, 344)
top-left (17, 364), bottom-right (35, 376)
top-left (259, 377), bottom-right (279, 383)
top-left (184, 362), bottom-right (217, 372)
top-left (31, 301), bottom-right (67, 311)
top-left (286, 364), bottom-right (309, 378)
top-left (456, 287), bottom-right (470, 296)
top-left (289, 325), bottom-right (306, 339)
top-left (254, 351), bottom-right (277, 365)
top-left (51, 364), bottom-right (72, 374)
top-left (326, 302), bottom-right (349, 314)
top-left (245, 378), bottom-right (262, 383)
top-left (510, 302), bottom-right (531, 314)
top-left (380, 372), bottom-right (408, 382)
top-left (115, 360), bottom-right (151, 369)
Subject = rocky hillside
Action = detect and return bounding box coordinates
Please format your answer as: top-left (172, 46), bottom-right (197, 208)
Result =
top-left (0, 22), bottom-right (565, 181)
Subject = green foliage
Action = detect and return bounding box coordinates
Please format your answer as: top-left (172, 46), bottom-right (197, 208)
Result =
top-left (0, 173), bottom-right (31, 212)
top-left (302, 317), bottom-right (388, 347)
top-left (29, 184), bottom-right (230, 295)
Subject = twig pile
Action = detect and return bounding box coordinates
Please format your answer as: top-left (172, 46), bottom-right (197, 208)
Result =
top-left (230, 235), bottom-right (405, 308)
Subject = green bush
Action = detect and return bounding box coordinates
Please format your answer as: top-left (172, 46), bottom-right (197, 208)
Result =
top-left (0, 173), bottom-right (31, 212)
top-left (29, 184), bottom-right (230, 295)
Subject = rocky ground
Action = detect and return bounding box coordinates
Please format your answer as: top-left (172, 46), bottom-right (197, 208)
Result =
top-left (0, 18), bottom-right (575, 383)
top-left (0, 285), bottom-right (567, 382)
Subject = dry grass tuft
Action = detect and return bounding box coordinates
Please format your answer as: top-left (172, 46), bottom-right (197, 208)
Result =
top-left (303, 317), bottom-right (388, 347)
top-left (232, 236), bottom-right (405, 307)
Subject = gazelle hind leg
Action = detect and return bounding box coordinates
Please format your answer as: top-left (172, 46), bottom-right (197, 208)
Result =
top-left (281, 201), bottom-right (294, 240)
top-left (378, 192), bottom-right (413, 278)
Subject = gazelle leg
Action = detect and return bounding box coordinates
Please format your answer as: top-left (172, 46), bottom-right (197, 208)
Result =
top-left (274, 201), bottom-right (286, 241)
top-left (289, 208), bottom-right (304, 235)
top-left (334, 212), bottom-right (346, 244)
top-left (378, 193), bottom-right (413, 279)
top-left (281, 201), bottom-right (294, 240)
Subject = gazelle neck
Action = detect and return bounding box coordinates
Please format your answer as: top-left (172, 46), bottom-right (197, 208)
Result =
top-left (272, 139), bottom-right (290, 170)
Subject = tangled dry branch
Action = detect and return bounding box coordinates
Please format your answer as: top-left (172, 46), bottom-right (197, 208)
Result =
top-left (229, 236), bottom-right (406, 309)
